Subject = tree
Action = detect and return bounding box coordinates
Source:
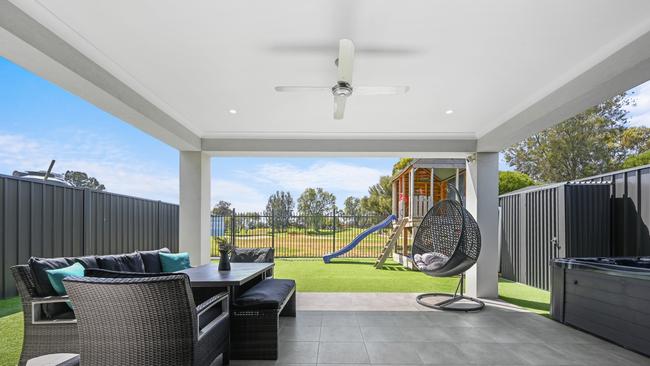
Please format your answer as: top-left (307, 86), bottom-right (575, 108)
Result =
top-left (622, 150), bottom-right (650, 169)
top-left (621, 126), bottom-right (650, 155)
top-left (343, 196), bottom-right (362, 216)
top-left (297, 188), bottom-right (336, 231)
top-left (392, 158), bottom-right (414, 175)
top-left (360, 175), bottom-right (392, 217)
top-left (264, 191), bottom-right (294, 230)
top-left (211, 200), bottom-right (233, 216)
top-left (64, 171), bottom-right (105, 191)
top-left (503, 94), bottom-right (632, 182)
top-left (499, 171), bottom-right (535, 195)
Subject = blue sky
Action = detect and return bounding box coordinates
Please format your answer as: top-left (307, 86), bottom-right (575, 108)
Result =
top-left (1, 56), bottom-right (649, 211)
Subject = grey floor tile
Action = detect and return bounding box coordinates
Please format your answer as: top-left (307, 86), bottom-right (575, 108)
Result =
top-left (322, 313), bottom-right (359, 326)
top-left (317, 342), bottom-right (370, 364)
top-left (356, 313), bottom-right (398, 327)
top-left (456, 343), bottom-right (528, 365)
top-left (277, 341), bottom-right (319, 364)
top-left (320, 326), bottom-right (363, 342)
top-left (507, 343), bottom-right (575, 365)
top-left (423, 313), bottom-right (472, 327)
top-left (546, 343), bottom-right (650, 366)
top-left (361, 327), bottom-right (406, 342)
top-left (278, 325), bottom-right (321, 341)
top-left (414, 342), bottom-right (469, 364)
top-left (365, 342), bottom-right (423, 364)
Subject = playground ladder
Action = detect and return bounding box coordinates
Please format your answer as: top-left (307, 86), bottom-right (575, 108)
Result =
top-left (374, 218), bottom-right (407, 269)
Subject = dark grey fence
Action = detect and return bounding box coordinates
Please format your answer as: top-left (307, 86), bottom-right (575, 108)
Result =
top-left (211, 210), bottom-right (390, 258)
top-left (576, 165), bottom-right (650, 256)
top-left (1, 175), bottom-right (179, 298)
top-left (499, 182), bottom-right (611, 290)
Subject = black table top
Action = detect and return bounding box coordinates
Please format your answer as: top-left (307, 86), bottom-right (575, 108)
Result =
top-left (179, 262), bottom-right (274, 287)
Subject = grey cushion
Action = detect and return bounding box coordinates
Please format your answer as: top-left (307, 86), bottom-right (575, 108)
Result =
top-left (234, 279), bottom-right (295, 309)
top-left (96, 252), bottom-right (145, 272)
top-left (137, 247), bottom-right (170, 273)
top-left (28, 257), bottom-right (76, 297)
top-left (230, 247), bottom-right (274, 263)
top-left (75, 256), bottom-right (99, 269)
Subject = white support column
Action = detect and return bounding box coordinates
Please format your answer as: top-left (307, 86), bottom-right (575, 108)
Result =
top-left (465, 152), bottom-right (499, 298)
top-left (408, 169), bottom-right (415, 217)
top-left (179, 151), bottom-right (211, 266)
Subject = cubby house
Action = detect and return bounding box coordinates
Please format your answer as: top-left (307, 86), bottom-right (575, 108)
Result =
top-left (390, 159), bottom-right (467, 265)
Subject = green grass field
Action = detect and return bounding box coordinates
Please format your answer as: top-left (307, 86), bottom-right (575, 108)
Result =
top-left (0, 258), bottom-right (549, 366)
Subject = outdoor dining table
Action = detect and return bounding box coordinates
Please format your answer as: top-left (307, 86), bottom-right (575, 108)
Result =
top-left (179, 262), bottom-right (274, 302)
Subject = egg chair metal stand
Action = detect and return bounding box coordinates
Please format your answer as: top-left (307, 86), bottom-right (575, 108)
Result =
top-left (411, 186), bottom-right (484, 312)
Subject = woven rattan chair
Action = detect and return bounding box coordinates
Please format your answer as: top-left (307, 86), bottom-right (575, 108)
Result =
top-left (11, 265), bottom-right (79, 366)
top-left (411, 186), bottom-right (484, 311)
top-left (63, 275), bottom-right (229, 366)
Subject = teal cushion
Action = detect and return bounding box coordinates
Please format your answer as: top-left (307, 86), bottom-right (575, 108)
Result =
top-left (46, 262), bottom-right (85, 295)
top-left (159, 252), bottom-right (191, 272)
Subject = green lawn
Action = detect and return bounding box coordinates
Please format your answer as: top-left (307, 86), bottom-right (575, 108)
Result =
top-left (0, 297), bottom-right (22, 366)
top-left (0, 258), bottom-right (549, 366)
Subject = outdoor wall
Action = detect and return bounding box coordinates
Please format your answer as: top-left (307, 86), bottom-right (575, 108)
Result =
top-left (0, 175), bottom-right (179, 298)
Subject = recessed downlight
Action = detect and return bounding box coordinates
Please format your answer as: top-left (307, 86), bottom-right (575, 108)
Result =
top-left (228, 109), bottom-right (238, 115)
top-left (445, 109), bottom-right (454, 115)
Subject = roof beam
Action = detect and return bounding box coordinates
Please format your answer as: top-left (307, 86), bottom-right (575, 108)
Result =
top-left (478, 29), bottom-right (650, 152)
top-left (0, 1), bottom-right (200, 151)
top-left (202, 138), bottom-right (476, 157)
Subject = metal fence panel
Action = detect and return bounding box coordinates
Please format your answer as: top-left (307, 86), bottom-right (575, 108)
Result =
top-left (0, 175), bottom-right (179, 298)
top-left (211, 212), bottom-right (390, 258)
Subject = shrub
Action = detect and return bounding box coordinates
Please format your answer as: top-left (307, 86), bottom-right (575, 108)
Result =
top-left (499, 171), bottom-right (535, 195)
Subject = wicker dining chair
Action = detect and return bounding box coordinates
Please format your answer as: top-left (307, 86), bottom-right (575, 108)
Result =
top-left (63, 275), bottom-right (230, 366)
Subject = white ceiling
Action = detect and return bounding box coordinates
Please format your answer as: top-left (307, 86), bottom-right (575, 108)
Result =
top-left (7, 0), bottom-right (650, 145)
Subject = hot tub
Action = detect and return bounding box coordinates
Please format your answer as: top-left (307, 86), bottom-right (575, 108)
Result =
top-left (551, 257), bottom-right (650, 356)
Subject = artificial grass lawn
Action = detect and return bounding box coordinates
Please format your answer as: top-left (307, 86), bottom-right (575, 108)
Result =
top-left (0, 297), bottom-right (22, 366)
top-left (0, 258), bottom-right (550, 366)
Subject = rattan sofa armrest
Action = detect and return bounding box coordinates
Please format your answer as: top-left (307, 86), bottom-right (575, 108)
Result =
top-left (197, 291), bottom-right (228, 341)
top-left (31, 296), bottom-right (77, 325)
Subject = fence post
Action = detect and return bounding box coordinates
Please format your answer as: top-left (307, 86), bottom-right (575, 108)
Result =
top-left (231, 209), bottom-right (236, 248)
top-left (271, 208), bottom-right (275, 249)
top-left (332, 207), bottom-right (336, 252)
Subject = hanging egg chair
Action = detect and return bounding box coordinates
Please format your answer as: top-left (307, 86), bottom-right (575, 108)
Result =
top-left (411, 185), bottom-right (484, 311)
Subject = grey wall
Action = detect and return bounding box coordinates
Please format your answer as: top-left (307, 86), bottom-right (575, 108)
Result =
top-left (0, 175), bottom-right (179, 298)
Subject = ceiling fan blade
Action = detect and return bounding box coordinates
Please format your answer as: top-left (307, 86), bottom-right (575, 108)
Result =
top-left (275, 86), bottom-right (331, 93)
top-left (334, 95), bottom-right (347, 120)
top-left (338, 39), bottom-right (355, 83)
top-left (354, 86), bottom-right (410, 95)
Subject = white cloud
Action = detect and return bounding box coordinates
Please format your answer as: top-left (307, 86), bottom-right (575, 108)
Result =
top-left (212, 179), bottom-right (266, 212)
top-left (628, 79), bottom-right (650, 127)
top-left (253, 161), bottom-right (384, 195)
top-left (0, 131), bottom-right (179, 203)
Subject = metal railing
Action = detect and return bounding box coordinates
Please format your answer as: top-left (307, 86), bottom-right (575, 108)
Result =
top-left (211, 210), bottom-right (391, 258)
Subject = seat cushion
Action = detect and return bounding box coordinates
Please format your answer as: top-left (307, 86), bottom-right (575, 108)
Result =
top-left (96, 252), bottom-right (145, 272)
top-left (85, 268), bottom-right (178, 279)
top-left (234, 279), bottom-right (295, 309)
top-left (137, 247), bottom-right (170, 273)
top-left (230, 247), bottom-right (274, 263)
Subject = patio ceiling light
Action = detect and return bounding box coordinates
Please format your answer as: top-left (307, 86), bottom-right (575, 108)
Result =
top-left (228, 109), bottom-right (238, 115)
top-left (445, 109), bottom-right (454, 115)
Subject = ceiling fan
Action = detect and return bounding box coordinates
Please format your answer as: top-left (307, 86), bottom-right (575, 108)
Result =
top-left (274, 39), bottom-right (410, 119)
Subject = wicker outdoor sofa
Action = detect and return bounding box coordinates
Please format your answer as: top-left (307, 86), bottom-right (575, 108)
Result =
top-left (9, 248), bottom-right (188, 365)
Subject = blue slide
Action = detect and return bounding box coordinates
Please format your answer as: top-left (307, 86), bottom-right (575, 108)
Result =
top-left (323, 214), bottom-right (396, 263)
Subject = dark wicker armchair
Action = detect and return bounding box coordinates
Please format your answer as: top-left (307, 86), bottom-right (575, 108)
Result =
top-left (230, 247), bottom-right (274, 278)
top-left (11, 265), bottom-right (79, 366)
top-left (63, 275), bottom-right (229, 366)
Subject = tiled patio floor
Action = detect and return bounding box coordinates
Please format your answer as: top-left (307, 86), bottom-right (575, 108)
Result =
top-left (230, 293), bottom-right (650, 366)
